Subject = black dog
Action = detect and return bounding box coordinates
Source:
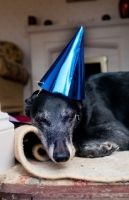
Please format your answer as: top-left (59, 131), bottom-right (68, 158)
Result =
top-left (25, 72), bottom-right (129, 163)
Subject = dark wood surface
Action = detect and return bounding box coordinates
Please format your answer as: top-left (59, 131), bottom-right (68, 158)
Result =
top-left (1, 184), bottom-right (129, 199)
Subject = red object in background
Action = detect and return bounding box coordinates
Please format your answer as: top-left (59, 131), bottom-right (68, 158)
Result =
top-left (119, 0), bottom-right (129, 18)
top-left (13, 115), bottom-right (31, 123)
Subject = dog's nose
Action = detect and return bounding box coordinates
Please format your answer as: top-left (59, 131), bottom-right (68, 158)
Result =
top-left (53, 140), bottom-right (70, 162)
top-left (53, 151), bottom-right (70, 162)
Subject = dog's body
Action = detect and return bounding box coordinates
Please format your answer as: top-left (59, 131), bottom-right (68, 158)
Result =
top-left (25, 72), bottom-right (129, 163)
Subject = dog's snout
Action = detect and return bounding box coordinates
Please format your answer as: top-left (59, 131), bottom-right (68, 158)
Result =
top-left (53, 151), bottom-right (70, 162)
top-left (53, 140), bottom-right (70, 162)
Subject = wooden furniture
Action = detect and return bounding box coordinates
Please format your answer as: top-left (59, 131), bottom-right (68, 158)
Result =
top-left (1, 184), bottom-right (129, 199)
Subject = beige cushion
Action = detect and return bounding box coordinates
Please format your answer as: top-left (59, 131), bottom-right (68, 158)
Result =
top-left (14, 125), bottom-right (129, 182)
top-left (0, 56), bottom-right (29, 85)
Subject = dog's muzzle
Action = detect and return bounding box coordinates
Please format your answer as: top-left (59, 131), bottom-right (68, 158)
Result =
top-left (53, 140), bottom-right (70, 163)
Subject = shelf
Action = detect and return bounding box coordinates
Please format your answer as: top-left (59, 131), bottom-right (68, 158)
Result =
top-left (27, 18), bottom-right (129, 33)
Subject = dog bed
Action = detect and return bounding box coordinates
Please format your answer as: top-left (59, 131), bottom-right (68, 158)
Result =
top-left (14, 125), bottom-right (129, 183)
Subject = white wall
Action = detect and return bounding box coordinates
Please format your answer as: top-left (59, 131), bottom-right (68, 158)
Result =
top-left (0, 0), bottom-right (120, 100)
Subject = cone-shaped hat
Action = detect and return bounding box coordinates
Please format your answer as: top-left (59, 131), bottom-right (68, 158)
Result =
top-left (38, 26), bottom-right (85, 100)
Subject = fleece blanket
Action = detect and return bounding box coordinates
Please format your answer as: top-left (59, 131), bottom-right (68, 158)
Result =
top-left (14, 125), bottom-right (129, 183)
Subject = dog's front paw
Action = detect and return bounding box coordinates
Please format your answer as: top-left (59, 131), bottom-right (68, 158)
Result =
top-left (76, 141), bottom-right (119, 158)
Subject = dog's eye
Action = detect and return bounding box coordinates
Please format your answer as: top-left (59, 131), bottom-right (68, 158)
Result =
top-left (42, 117), bottom-right (50, 124)
top-left (62, 112), bottom-right (75, 122)
top-left (36, 116), bottom-right (50, 125)
top-left (68, 112), bottom-right (75, 119)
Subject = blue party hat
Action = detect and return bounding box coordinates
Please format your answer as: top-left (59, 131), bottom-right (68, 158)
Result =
top-left (38, 26), bottom-right (85, 100)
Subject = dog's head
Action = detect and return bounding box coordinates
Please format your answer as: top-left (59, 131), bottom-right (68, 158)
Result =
top-left (25, 90), bottom-right (82, 163)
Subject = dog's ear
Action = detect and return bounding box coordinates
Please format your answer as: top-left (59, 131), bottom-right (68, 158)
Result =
top-left (25, 90), bottom-right (39, 118)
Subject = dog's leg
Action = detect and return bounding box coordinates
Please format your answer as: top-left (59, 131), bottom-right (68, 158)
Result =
top-left (74, 122), bottom-right (129, 158)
